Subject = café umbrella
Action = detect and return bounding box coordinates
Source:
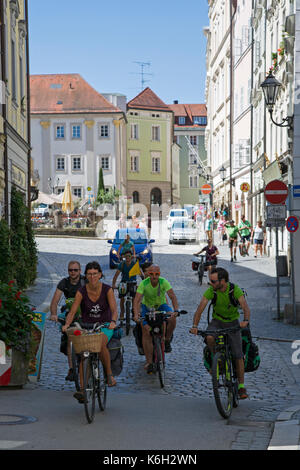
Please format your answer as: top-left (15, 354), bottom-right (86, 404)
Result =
top-left (61, 180), bottom-right (74, 214)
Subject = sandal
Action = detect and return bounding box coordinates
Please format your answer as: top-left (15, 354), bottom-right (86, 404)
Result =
top-left (106, 374), bottom-right (117, 387)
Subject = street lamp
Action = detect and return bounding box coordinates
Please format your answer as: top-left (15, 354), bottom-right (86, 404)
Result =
top-left (219, 165), bottom-right (226, 182)
top-left (260, 71), bottom-right (293, 129)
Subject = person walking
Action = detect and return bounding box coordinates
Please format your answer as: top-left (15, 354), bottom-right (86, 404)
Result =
top-left (205, 214), bottom-right (213, 240)
top-left (225, 220), bottom-right (239, 262)
top-left (238, 215), bottom-right (252, 256)
top-left (217, 216), bottom-right (226, 245)
top-left (251, 220), bottom-right (266, 257)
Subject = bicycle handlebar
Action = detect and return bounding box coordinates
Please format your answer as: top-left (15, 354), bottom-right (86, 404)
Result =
top-left (195, 326), bottom-right (241, 337)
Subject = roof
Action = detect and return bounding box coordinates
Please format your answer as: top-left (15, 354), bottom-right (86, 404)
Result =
top-left (127, 87), bottom-right (172, 112)
top-left (30, 74), bottom-right (122, 115)
top-left (168, 103), bottom-right (207, 117)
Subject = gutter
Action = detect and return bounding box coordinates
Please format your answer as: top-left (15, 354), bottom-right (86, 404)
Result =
top-left (25, 0), bottom-right (31, 210)
top-left (0, 0), bottom-right (8, 222)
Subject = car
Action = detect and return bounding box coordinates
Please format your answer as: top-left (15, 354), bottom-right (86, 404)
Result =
top-left (169, 220), bottom-right (197, 244)
top-left (166, 209), bottom-right (189, 229)
top-left (108, 228), bottom-right (155, 269)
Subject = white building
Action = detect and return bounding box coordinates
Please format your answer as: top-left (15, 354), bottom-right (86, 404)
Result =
top-left (30, 74), bottom-right (127, 201)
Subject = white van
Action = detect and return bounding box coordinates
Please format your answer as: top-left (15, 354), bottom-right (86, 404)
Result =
top-left (167, 208), bottom-right (189, 229)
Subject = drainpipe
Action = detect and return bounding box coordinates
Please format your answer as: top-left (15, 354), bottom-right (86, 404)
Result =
top-left (229, 1), bottom-right (237, 219)
top-left (0, 0), bottom-right (8, 222)
top-left (25, 0), bottom-right (31, 210)
top-left (249, 0), bottom-right (254, 226)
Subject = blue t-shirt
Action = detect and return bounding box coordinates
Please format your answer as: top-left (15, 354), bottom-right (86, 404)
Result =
top-left (117, 260), bottom-right (137, 282)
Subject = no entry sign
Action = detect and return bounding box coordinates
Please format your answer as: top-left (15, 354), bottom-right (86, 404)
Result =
top-left (286, 216), bottom-right (299, 233)
top-left (201, 184), bottom-right (212, 195)
top-left (264, 180), bottom-right (288, 205)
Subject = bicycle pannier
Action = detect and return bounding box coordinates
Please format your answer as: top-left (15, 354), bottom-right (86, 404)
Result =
top-left (241, 327), bottom-right (260, 373)
top-left (108, 338), bottom-right (124, 376)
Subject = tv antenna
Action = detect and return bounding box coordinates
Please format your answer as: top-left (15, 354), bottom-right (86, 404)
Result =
top-left (132, 61), bottom-right (153, 91)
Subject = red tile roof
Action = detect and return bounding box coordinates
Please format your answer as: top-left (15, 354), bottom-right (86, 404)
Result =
top-left (168, 103), bottom-right (207, 117)
top-left (127, 87), bottom-right (172, 112)
top-left (30, 74), bottom-right (122, 114)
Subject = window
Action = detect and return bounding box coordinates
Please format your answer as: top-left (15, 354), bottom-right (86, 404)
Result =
top-left (73, 187), bottom-right (82, 198)
top-left (11, 40), bottom-right (16, 101)
top-left (133, 191), bottom-right (139, 203)
top-left (189, 176), bottom-right (198, 188)
top-left (193, 116), bottom-right (207, 125)
top-left (152, 126), bottom-right (160, 141)
top-left (56, 157), bottom-right (65, 171)
top-left (100, 156), bottom-right (110, 170)
top-left (130, 155), bottom-right (139, 172)
top-left (152, 157), bottom-right (160, 173)
top-left (56, 125), bottom-right (65, 139)
top-left (99, 124), bottom-right (110, 138)
top-left (57, 188), bottom-right (64, 195)
top-left (71, 125), bottom-right (81, 139)
top-left (189, 154), bottom-right (197, 165)
top-left (190, 136), bottom-right (198, 146)
top-left (72, 156), bottom-right (82, 171)
top-left (178, 116), bottom-right (186, 125)
top-left (130, 123), bottom-right (139, 140)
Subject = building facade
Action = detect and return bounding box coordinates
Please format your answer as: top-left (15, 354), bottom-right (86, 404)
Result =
top-left (126, 88), bottom-right (173, 211)
top-left (0, 0), bottom-right (31, 221)
top-left (30, 74), bottom-right (127, 201)
top-left (168, 102), bottom-right (207, 207)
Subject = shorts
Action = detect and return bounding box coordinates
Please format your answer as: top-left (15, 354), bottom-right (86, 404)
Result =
top-left (241, 234), bottom-right (251, 243)
top-left (204, 258), bottom-right (218, 267)
top-left (141, 303), bottom-right (173, 326)
top-left (254, 239), bottom-right (263, 245)
top-left (206, 319), bottom-right (243, 359)
top-left (229, 237), bottom-right (238, 249)
top-left (80, 322), bottom-right (114, 343)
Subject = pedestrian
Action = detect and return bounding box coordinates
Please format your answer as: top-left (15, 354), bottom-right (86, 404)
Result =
top-left (118, 213), bottom-right (127, 229)
top-left (251, 220), bottom-right (266, 257)
top-left (205, 214), bottom-right (213, 240)
top-left (225, 220), bottom-right (239, 262)
top-left (238, 215), bottom-right (252, 256)
top-left (217, 216), bottom-right (226, 245)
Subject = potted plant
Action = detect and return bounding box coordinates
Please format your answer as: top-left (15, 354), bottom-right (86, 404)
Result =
top-left (0, 280), bottom-right (35, 387)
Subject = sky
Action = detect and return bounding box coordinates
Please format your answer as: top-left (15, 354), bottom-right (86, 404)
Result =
top-left (28, 0), bottom-right (209, 105)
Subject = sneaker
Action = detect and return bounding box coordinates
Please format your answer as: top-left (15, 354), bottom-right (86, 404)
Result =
top-left (234, 256), bottom-right (237, 261)
top-left (231, 257), bottom-right (233, 262)
top-left (238, 387), bottom-right (248, 399)
top-left (147, 363), bottom-right (154, 374)
top-left (73, 391), bottom-right (85, 403)
top-left (65, 368), bottom-right (74, 381)
top-left (165, 340), bottom-right (172, 353)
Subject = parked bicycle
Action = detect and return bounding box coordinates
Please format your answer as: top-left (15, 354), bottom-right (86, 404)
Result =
top-left (144, 309), bottom-right (187, 388)
top-left (195, 326), bottom-right (241, 419)
top-left (117, 281), bottom-right (137, 335)
top-left (68, 322), bottom-right (108, 424)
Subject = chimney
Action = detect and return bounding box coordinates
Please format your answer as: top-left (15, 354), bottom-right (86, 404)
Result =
top-left (173, 100), bottom-right (178, 104)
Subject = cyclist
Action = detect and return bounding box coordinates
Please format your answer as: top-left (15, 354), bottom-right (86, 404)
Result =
top-left (62, 261), bottom-right (118, 402)
top-left (112, 251), bottom-right (144, 322)
top-left (194, 239), bottom-right (219, 274)
top-left (117, 233), bottom-right (136, 259)
top-left (50, 260), bottom-right (87, 381)
top-left (190, 267), bottom-right (250, 399)
top-left (133, 265), bottom-right (179, 374)
top-left (225, 220), bottom-right (239, 262)
top-left (238, 215), bottom-right (252, 256)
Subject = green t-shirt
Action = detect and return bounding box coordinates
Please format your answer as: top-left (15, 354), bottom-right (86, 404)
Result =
top-left (137, 277), bottom-right (172, 308)
top-left (204, 284), bottom-right (244, 322)
top-left (238, 220), bottom-right (251, 237)
top-left (226, 225), bottom-right (239, 239)
top-left (120, 240), bottom-right (134, 254)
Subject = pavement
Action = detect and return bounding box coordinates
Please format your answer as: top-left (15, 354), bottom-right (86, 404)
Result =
top-left (1, 228), bottom-right (300, 451)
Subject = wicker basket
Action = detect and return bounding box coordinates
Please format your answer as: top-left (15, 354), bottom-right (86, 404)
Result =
top-left (70, 332), bottom-right (104, 354)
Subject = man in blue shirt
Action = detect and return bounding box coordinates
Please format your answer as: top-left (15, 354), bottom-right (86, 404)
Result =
top-left (112, 251), bottom-right (143, 321)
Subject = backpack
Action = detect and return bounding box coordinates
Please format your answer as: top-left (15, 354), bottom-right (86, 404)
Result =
top-left (241, 327), bottom-right (260, 372)
top-left (207, 282), bottom-right (246, 323)
top-left (108, 337), bottom-right (124, 376)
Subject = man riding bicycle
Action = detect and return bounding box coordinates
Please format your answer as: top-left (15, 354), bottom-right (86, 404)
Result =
top-left (133, 265), bottom-right (179, 374)
top-left (190, 267), bottom-right (250, 399)
top-left (50, 260), bottom-right (87, 381)
top-left (112, 251), bottom-right (144, 322)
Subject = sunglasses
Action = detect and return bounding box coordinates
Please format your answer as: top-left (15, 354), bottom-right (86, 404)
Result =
top-left (69, 268), bottom-right (79, 272)
top-left (210, 279), bottom-right (219, 284)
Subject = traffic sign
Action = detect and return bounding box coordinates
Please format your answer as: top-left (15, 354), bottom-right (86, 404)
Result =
top-left (240, 182), bottom-right (250, 192)
top-left (293, 185), bottom-right (300, 198)
top-left (266, 204), bottom-right (287, 220)
top-left (286, 216), bottom-right (299, 233)
top-left (264, 180), bottom-right (288, 205)
top-left (201, 184), bottom-right (212, 195)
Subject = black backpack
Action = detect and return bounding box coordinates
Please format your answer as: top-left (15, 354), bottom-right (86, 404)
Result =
top-left (207, 282), bottom-right (246, 323)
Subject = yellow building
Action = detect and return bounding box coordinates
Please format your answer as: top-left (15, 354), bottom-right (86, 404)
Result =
top-left (0, 0), bottom-right (31, 221)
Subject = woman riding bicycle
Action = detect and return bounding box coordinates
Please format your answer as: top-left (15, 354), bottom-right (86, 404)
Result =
top-left (194, 239), bottom-right (219, 274)
top-left (62, 261), bottom-right (118, 401)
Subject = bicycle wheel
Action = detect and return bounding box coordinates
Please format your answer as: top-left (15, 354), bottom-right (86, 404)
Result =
top-left (198, 265), bottom-right (204, 285)
top-left (125, 299), bottom-right (131, 335)
top-left (83, 356), bottom-right (96, 424)
top-left (211, 351), bottom-right (233, 419)
top-left (154, 336), bottom-right (165, 388)
top-left (95, 358), bottom-right (107, 411)
top-left (71, 342), bottom-right (80, 392)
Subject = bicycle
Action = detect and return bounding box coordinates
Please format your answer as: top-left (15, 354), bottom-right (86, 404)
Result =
top-left (196, 326), bottom-right (240, 419)
top-left (192, 254), bottom-right (206, 285)
top-left (118, 281), bottom-right (137, 335)
top-left (144, 309), bottom-right (187, 388)
top-left (69, 322), bottom-right (107, 424)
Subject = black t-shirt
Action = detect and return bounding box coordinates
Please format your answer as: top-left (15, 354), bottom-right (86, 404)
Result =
top-left (57, 275), bottom-right (86, 299)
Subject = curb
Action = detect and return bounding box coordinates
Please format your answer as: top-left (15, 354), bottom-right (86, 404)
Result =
top-left (268, 405), bottom-right (300, 450)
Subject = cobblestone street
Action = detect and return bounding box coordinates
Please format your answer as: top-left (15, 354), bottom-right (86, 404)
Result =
top-left (24, 234), bottom-right (300, 448)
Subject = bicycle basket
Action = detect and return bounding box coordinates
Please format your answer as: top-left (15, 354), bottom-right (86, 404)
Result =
top-left (69, 331), bottom-right (104, 354)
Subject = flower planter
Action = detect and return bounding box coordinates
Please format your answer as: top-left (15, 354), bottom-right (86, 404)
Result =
top-left (0, 347), bottom-right (29, 388)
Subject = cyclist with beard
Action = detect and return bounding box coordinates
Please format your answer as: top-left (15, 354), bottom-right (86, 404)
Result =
top-left (190, 267), bottom-right (250, 399)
